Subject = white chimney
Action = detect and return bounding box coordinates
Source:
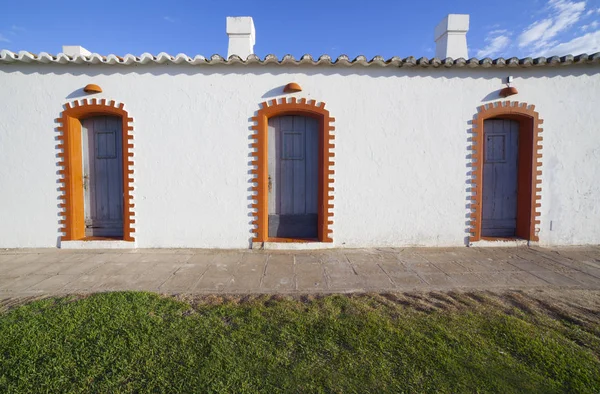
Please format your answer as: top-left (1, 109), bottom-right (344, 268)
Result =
top-left (62, 45), bottom-right (92, 56)
top-left (434, 14), bottom-right (469, 59)
top-left (226, 16), bottom-right (255, 59)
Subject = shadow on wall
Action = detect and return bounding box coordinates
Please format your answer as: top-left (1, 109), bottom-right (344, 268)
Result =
top-left (55, 123), bottom-right (65, 248)
top-left (481, 89), bottom-right (504, 102)
top-left (464, 118), bottom-right (476, 246)
top-left (262, 86), bottom-right (286, 99)
top-left (66, 88), bottom-right (88, 99)
top-left (3, 62), bottom-right (598, 81)
top-left (247, 117), bottom-right (259, 249)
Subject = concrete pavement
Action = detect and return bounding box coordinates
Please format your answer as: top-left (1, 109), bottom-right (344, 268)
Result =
top-left (1, 246), bottom-right (599, 298)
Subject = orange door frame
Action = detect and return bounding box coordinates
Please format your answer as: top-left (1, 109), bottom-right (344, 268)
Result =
top-left (250, 98), bottom-right (335, 243)
top-left (56, 99), bottom-right (135, 241)
top-left (469, 101), bottom-right (543, 242)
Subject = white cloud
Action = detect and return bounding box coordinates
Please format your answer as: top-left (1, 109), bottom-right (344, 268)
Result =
top-left (518, 0), bottom-right (587, 51)
top-left (163, 16), bottom-right (176, 23)
top-left (542, 29), bottom-right (600, 55)
top-left (489, 29), bottom-right (508, 35)
top-left (477, 35), bottom-right (511, 57)
top-left (0, 34), bottom-right (10, 43)
top-left (581, 20), bottom-right (599, 30)
top-left (519, 19), bottom-right (554, 47)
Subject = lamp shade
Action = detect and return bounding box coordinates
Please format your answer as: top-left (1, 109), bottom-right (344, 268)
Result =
top-left (499, 86), bottom-right (518, 97)
top-left (83, 84), bottom-right (102, 94)
top-left (283, 82), bottom-right (302, 93)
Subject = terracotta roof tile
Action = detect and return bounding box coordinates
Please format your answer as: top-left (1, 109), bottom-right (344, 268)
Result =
top-left (1, 50), bottom-right (599, 69)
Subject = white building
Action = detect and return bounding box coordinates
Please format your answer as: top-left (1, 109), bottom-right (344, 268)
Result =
top-left (1, 15), bottom-right (599, 249)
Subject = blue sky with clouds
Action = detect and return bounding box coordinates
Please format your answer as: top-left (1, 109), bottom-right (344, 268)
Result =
top-left (1, 0), bottom-right (599, 58)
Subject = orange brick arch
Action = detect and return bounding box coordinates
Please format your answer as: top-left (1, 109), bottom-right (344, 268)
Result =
top-left (56, 99), bottom-right (135, 241)
top-left (469, 101), bottom-right (543, 242)
top-left (250, 97), bottom-right (335, 243)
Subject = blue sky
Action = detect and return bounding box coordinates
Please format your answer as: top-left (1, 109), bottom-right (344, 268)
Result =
top-left (1, 0), bottom-right (599, 58)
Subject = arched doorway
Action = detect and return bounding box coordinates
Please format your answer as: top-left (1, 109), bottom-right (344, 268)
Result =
top-left (56, 99), bottom-right (135, 241)
top-left (469, 101), bottom-right (543, 242)
top-left (250, 98), bottom-right (335, 243)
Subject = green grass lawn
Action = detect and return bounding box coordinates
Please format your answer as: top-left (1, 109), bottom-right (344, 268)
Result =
top-left (1, 291), bottom-right (599, 393)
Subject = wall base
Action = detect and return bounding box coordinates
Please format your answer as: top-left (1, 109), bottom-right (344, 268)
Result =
top-left (253, 242), bottom-right (336, 250)
top-left (60, 240), bottom-right (136, 249)
top-left (470, 238), bottom-right (532, 247)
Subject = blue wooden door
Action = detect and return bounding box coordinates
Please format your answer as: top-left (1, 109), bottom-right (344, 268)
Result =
top-left (481, 119), bottom-right (519, 237)
top-left (81, 116), bottom-right (124, 237)
top-left (267, 115), bottom-right (319, 238)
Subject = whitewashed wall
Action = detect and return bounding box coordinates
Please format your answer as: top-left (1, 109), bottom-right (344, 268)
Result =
top-left (0, 63), bottom-right (599, 248)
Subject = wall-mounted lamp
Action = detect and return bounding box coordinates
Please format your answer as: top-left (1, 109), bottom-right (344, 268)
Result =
top-left (283, 82), bottom-right (302, 93)
top-left (499, 76), bottom-right (518, 97)
top-left (83, 84), bottom-right (102, 94)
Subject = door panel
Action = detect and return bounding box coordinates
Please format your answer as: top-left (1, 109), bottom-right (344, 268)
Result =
top-left (81, 116), bottom-right (124, 237)
top-left (481, 119), bottom-right (519, 237)
top-left (268, 115), bottom-right (318, 238)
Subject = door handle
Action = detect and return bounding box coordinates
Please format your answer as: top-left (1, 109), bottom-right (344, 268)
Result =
top-left (268, 175), bottom-right (272, 192)
top-left (83, 174), bottom-right (89, 191)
